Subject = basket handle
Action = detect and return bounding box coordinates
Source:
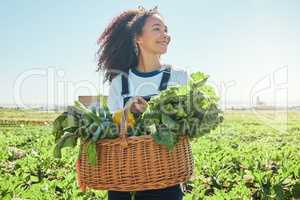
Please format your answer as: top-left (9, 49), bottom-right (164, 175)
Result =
top-left (119, 108), bottom-right (129, 147)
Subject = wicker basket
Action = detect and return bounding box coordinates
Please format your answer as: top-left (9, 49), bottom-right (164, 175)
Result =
top-left (76, 110), bottom-right (194, 192)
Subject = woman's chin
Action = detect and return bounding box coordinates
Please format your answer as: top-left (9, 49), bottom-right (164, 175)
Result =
top-left (158, 48), bottom-right (168, 54)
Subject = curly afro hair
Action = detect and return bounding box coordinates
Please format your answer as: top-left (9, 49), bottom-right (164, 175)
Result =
top-left (96, 6), bottom-right (163, 82)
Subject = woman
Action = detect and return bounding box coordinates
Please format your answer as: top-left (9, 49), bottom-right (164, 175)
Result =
top-left (96, 6), bottom-right (188, 200)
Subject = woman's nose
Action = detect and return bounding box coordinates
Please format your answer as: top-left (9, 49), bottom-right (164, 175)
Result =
top-left (163, 32), bottom-right (169, 38)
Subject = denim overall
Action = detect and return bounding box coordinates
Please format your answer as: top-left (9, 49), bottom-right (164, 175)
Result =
top-left (121, 67), bottom-right (171, 107)
top-left (108, 67), bottom-right (184, 200)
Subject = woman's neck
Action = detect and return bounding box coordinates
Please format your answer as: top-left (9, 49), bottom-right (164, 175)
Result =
top-left (136, 53), bottom-right (162, 72)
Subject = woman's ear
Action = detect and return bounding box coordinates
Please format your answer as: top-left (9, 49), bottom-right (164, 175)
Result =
top-left (135, 35), bottom-right (143, 45)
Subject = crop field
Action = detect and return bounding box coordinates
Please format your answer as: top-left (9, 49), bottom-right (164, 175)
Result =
top-left (0, 109), bottom-right (299, 200)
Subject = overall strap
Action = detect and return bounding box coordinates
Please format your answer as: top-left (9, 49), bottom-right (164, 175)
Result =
top-left (158, 67), bottom-right (171, 91)
top-left (121, 70), bottom-right (129, 106)
top-left (121, 73), bottom-right (129, 96)
top-left (121, 66), bottom-right (171, 106)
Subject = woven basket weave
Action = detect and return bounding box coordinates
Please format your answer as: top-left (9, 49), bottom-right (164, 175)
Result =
top-left (76, 110), bottom-right (194, 192)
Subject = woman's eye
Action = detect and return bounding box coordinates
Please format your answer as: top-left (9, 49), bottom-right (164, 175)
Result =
top-left (154, 28), bottom-right (168, 33)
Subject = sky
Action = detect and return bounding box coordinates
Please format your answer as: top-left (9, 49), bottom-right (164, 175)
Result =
top-left (0, 0), bottom-right (299, 108)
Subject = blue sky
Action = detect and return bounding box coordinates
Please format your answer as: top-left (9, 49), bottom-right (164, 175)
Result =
top-left (0, 0), bottom-right (299, 108)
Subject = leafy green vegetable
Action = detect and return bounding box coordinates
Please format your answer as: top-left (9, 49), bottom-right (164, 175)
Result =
top-left (52, 112), bottom-right (68, 143)
top-left (152, 129), bottom-right (178, 151)
top-left (87, 141), bottom-right (97, 165)
top-left (54, 132), bottom-right (78, 158)
top-left (52, 101), bottom-right (116, 163)
top-left (139, 71), bottom-right (224, 150)
top-left (161, 113), bottom-right (177, 129)
top-left (52, 71), bottom-right (223, 164)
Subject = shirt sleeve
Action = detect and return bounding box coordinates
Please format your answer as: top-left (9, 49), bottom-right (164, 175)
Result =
top-left (170, 67), bottom-right (189, 86)
top-left (107, 76), bottom-right (123, 113)
top-left (179, 69), bottom-right (189, 85)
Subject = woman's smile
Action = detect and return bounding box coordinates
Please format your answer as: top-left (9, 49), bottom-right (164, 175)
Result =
top-left (157, 41), bottom-right (168, 48)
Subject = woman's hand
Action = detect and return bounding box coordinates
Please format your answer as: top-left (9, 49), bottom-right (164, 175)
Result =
top-left (124, 96), bottom-right (148, 114)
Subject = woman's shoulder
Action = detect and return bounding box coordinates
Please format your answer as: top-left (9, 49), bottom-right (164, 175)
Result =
top-left (164, 64), bottom-right (189, 85)
top-left (162, 64), bottom-right (187, 74)
top-left (109, 73), bottom-right (124, 86)
top-left (108, 74), bottom-right (124, 96)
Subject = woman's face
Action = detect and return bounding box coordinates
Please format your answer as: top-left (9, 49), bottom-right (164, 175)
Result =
top-left (136, 14), bottom-right (171, 55)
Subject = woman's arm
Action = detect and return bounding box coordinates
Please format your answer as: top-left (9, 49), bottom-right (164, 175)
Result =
top-left (107, 77), bottom-right (123, 113)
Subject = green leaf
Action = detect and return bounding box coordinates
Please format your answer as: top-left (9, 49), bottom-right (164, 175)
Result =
top-left (161, 113), bottom-right (177, 129)
top-left (152, 129), bottom-right (177, 151)
top-left (63, 126), bottom-right (78, 133)
top-left (88, 122), bottom-right (99, 134)
top-left (53, 132), bottom-right (78, 158)
top-left (91, 124), bottom-right (103, 142)
top-left (67, 113), bottom-right (79, 127)
top-left (190, 72), bottom-right (208, 83)
top-left (104, 122), bottom-right (119, 139)
top-left (63, 135), bottom-right (77, 148)
top-left (74, 101), bottom-right (100, 123)
top-left (52, 112), bottom-right (68, 142)
top-left (91, 105), bottom-right (97, 115)
top-left (145, 124), bottom-right (157, 135)
top-left (176, 84), bottom-right (189, 96)
top-left (87, 141), bottom-right (97, 166)
top-left (175, 104), bottom-right (187, 118)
